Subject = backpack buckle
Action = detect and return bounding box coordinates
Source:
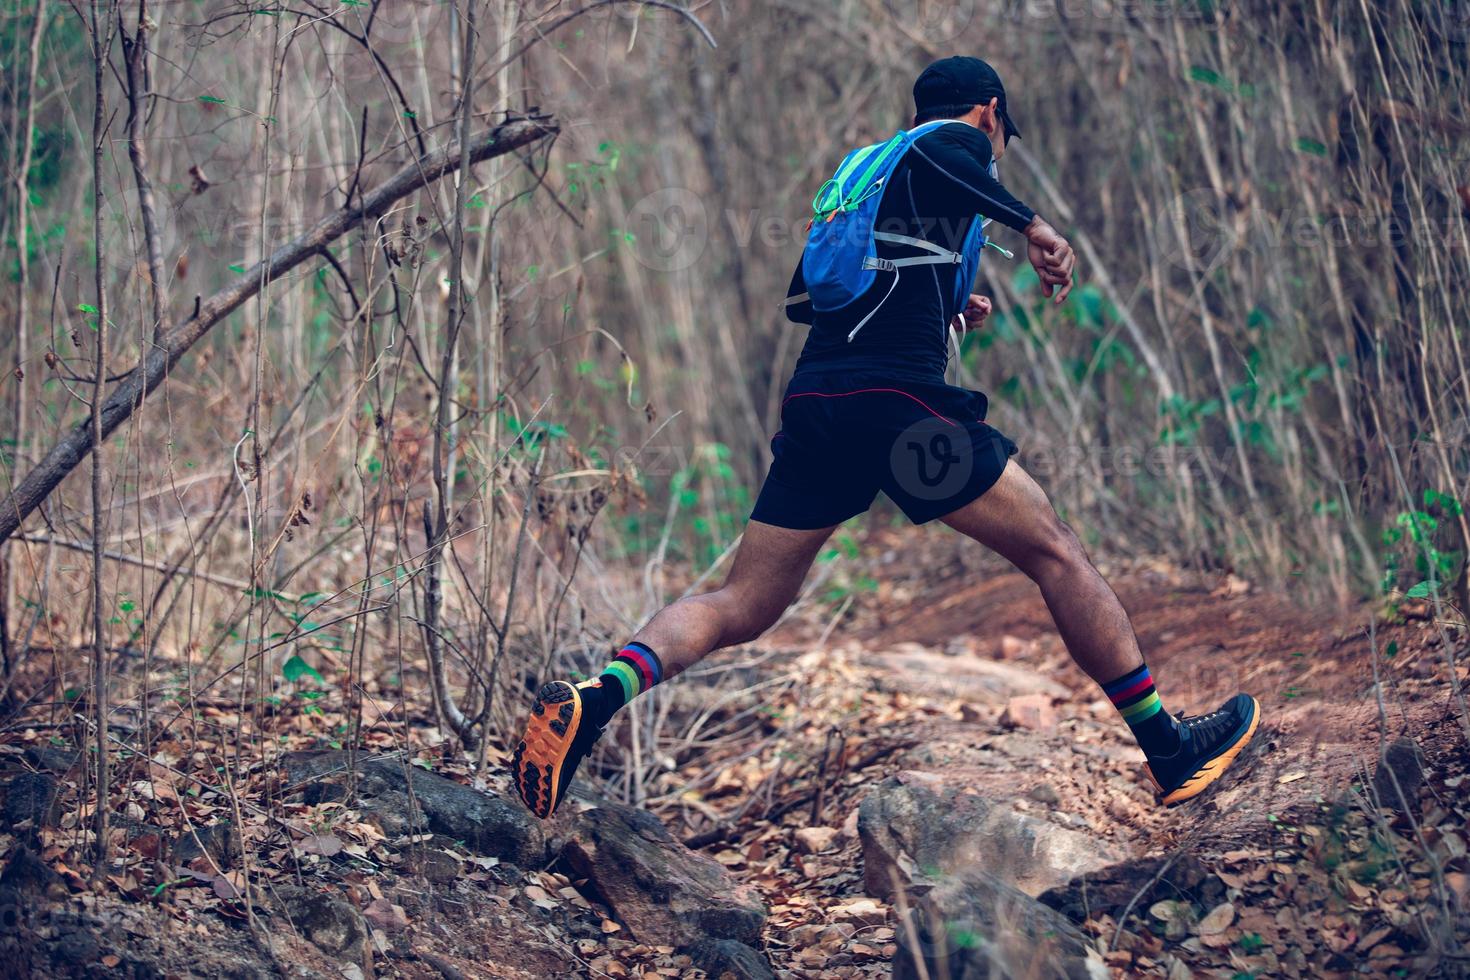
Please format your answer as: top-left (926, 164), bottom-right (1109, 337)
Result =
top-left (864, 257), bottom-right (897, 273)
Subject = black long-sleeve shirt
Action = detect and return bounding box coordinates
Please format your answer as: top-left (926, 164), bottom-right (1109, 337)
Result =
top-left (789, 122), bottom-right (1036, 384)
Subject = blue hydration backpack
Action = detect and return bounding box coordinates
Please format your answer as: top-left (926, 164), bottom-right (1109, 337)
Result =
top-left (784, 119), bottom-right (1011, 341)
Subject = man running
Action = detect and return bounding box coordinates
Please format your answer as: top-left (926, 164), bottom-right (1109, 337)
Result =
top-left (512, 56), bottom-right (1259, 819)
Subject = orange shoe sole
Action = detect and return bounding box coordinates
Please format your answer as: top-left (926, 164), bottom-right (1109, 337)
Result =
top-left (1145, 696), bottom-right (1261, 807)
top-left (511, 681), bottom-right (582, 819)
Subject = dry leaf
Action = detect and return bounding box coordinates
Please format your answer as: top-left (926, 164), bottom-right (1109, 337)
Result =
top-left (1197, 902), bottom-right (1235, 935)
top-left (297, 834), bottom-right (343, 857)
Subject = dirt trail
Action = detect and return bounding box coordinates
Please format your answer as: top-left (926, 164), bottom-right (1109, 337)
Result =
top-left (0, 556), bottom-right (1463, 978)
top-left (858, 561), bottom-right (1444, 846)
top-left (683, 556), bottom-right (1468, 976)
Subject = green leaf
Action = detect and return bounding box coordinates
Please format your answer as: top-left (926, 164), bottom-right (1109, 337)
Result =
top-left (1294, 137), bottom-right (1329, 157)
top-left (198, 95), bottom-right (227, 105)
top-left (1189, 65), bottom-right (1229, 90)
top-left (281, 654), bottom-right (324, 686)
top-left (1405, 581), bottom-right (1436, 599)
top-left (228, 263), bottom-right (247, 274)
top-left (77, 303), bottom-right (98, 314)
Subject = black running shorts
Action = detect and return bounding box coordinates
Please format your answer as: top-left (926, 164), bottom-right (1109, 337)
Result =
top-left (750, 372), bottom-right (1018, 530)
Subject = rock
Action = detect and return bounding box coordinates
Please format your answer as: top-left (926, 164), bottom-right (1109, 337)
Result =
top-left (1370, 737), bottom-right (1423, 812)
top-left (174, 822), bottom-right (242, 869)
top-left (2, 772), bottom-right (59, 832)
top-left (402, 846), bottom-right (458, 884)
top-left (686, 937), bottom-right (776, 980)
top-left (559, 798), bottom-right (766, 947)
top-left (277, 886), bottom-right (371, 973)
top-left (281, 752), bottom-right (543, 868)
top-left (361, 898), bottom-right (410, 933)
top-left (1148, 899), bottom-right (1193, 940)
top-left (893, 868), bottom-right (1101, 980)
top-left (999, 634), bottom-right (1030, 659)
top-left (1000, 694), bottom-right (1058, 731)
top-left (792, 826), bottom-right (837, 854)
top-left (958, 702), bottom-right (992, 725)
top-left (860, 647), bottom-right (1069, 703)
top-left (51, 928), bottom-right (102, 970)
top-left (859, 773), bottom-right (1117, 899)
top-left (1028, 782), bottom-right (1062, 806)
top-left (23, 744), bottom-right (80, 774)
top-left (829, 898), bottom-right (887, 927)
top-left (0, 844), bottom-right (62, 971)
top-left (303, 780), bottom-right (349, 806)
top-left (359, 790), bottom-right (428, 838)
top-left (1039, 854), bottom-right (1222, 922)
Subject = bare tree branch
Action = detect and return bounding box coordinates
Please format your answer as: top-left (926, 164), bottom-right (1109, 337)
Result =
top-left (0, 114), bottom-right (558, 548)
top-left (120, 0), bottom-right (168, 342)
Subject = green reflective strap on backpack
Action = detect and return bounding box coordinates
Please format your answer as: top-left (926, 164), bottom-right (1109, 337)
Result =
top-left (815, 142), bottom-right (882, 217)
top-left (841, 133), bottom-right (905, 212)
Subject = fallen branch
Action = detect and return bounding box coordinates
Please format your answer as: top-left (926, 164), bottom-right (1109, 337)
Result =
top-left (0, 113), bottom-right (558, 547)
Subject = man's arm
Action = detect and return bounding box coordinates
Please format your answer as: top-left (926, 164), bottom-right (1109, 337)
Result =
top-left (909, 127), bottom-right (1035, 231)
top-left (911, 126), bottom-right (1076, 303)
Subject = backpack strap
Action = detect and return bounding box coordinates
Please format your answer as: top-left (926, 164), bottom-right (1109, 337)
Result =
top-left (866, 231), bottom-right (964, 270)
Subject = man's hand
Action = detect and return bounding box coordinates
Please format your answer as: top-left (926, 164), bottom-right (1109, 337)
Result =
top-left (1023, 216), bottom-right (1076, 304)
top-left (954, 294), bottom-right (993, 331)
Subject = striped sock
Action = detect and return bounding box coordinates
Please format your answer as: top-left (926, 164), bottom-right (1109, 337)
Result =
top-left (1103, 664), bottom-right (1180, 759)
top-left (579, 642), bottom-right (664, 728)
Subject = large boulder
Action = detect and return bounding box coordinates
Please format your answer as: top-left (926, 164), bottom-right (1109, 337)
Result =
top-left (893, 869), bottom-right (1104, 980)
top-left (559, 798), bottom-right (766, 948)
top-left (859, 771), bottom-right (1118, 899)
top-left (280, 752), bottom-right (544, 868)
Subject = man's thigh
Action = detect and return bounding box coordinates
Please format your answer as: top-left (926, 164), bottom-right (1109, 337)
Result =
top-left (936, 460), bottom-right (1072, 567)
top-left (724, 519), bottom-right (837, 608)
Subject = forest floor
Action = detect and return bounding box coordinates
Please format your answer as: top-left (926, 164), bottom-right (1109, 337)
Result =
top-left (1, 538), bottom-right (1467, 978)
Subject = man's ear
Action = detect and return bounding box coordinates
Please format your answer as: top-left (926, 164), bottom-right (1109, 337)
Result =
top-left (978, 97), bottom-right (1000, 135)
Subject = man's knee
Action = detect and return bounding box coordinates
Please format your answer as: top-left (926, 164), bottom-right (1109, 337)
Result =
top-left (1022, 516), bottom-right (1087, 580)
top-left (713, 584), bottom-right (790, 646)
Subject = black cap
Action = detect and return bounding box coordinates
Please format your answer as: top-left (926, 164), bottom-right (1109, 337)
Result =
top-left (913, 56), bottom-right (1020, 142)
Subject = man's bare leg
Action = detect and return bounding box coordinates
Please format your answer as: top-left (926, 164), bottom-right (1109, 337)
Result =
top-left (630, 520), bottom-right (837, 676)
top-left (940, 460), bottom-right (1261, 806)
top-left (938, 460), bottom-right (1142, 686)
top-left (513, 519), bottom-right (834, 817)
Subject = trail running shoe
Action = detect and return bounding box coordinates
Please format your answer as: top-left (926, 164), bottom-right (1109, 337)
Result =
top-left (1144, 693), bottom-right (1261, 807)
top-left (511, 680), bottom-right (604, 819)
